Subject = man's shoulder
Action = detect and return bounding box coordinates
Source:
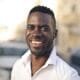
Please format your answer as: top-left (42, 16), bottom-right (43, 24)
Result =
top-left (12, 50), bottom-right (30, 69)
top-left (12, 58), bottom-right (23, 70)
top-left (56, 56), bottom-right (79, 74)
top-left (56, 56), bottom-right (76, 70)
top-left (56, 53), bottom-right (73, 69)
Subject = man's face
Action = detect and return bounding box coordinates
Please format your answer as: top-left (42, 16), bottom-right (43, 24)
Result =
top-left (25, 12), bottom-right (56, 57)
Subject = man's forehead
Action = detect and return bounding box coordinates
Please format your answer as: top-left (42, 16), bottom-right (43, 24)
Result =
top-left (28, 12), bottom-right (52, 19)
top-left (27, 12), bottom-right (52, 23)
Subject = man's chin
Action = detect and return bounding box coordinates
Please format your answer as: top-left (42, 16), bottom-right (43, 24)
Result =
top-left (31, 48), bottom-right (45, 57)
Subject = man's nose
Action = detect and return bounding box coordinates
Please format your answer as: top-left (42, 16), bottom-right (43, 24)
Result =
top-left (34, 26), bottom-right (41, 33)
top-left (32, 26), bottom-right (42, 37)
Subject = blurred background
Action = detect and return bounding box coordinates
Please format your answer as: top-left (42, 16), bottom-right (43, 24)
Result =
top-left (0, 0), bottom-right (80, 80)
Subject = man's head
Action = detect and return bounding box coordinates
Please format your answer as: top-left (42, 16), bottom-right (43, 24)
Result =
top-left (25, 5), bottom-right (57, 58)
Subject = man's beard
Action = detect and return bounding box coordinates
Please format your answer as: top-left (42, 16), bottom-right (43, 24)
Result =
top-left (30, 41), bottom-right (53, 58)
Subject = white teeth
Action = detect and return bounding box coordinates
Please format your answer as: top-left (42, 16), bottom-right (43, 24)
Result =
top-left (32, 41), bottom-right (42, 44)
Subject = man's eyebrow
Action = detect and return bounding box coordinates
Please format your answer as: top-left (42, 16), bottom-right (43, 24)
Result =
top-left (26, 24), bottom-right (35, 26)
top-left (27, 24), bottom-right (49, 27)
top-left (40, 24), bottom-right (49, 27)
top-left (27, 24), bottom-right (34, 26)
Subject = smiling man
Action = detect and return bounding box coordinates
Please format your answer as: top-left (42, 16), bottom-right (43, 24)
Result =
top-left (11, 5), bottom-right (80, 80)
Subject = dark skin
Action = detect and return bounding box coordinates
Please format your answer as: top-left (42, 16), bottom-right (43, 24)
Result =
top-left (25, 12), bottom-right (57, 75)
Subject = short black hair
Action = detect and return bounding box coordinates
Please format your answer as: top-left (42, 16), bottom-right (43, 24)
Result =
top-left (28, 5), bottom-right (56, 25)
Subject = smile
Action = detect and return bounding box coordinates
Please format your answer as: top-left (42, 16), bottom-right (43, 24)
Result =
top-left (31, 40), bottom-right (43, 48)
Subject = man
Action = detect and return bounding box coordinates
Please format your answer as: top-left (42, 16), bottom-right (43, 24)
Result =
top-left (11, 5), bottom-right (80, 80)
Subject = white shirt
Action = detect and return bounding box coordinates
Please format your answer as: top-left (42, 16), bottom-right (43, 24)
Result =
top-left (11, 47), bottom-right (80, 80)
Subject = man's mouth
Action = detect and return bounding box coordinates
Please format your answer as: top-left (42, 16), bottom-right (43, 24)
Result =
top-left (31, 40), bottom-right (43, 48)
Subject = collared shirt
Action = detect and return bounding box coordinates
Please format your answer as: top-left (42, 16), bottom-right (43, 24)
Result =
top-left (11, 47), bottom-right (80, 80)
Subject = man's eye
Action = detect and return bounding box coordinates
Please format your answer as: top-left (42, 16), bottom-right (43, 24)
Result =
top-left (27, 25), bottom-right (34, 30)
top-left (41, 25), bottom-right (49, 31)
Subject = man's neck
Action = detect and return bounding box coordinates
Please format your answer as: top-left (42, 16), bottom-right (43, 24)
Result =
top-left (31, 54), bottom-right (48, 76)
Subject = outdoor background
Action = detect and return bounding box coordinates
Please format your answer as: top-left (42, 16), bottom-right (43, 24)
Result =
top-left (0, 0), bottom-right (80, 80)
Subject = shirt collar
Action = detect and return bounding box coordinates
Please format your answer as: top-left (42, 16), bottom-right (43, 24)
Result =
top-left (21, 50), bottom-right (31, 66)
top-left (21, 46), bottom-right (57, 66)
top-left (45, 46), bottom-right (57, 66)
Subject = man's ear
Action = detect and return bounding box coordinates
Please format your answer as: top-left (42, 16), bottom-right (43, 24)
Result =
top-left (54, 29), bottom-right (57, 38)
